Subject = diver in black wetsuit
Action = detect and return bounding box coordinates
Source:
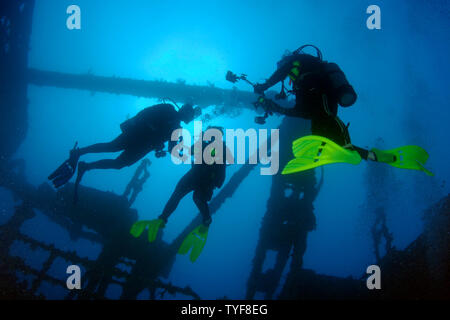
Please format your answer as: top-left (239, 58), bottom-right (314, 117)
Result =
top-left (159, 128), bottom-right (229, 227)
top-left (129, 127), bottom-right (231, 262)
top-left (48, 103), bottom-right (200, 201)
top-left (76, 103), bottom-right (197, 172)
top-left (253, 45), bottom-right (378, 161)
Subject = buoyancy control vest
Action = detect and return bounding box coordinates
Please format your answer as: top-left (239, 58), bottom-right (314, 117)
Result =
top-left (282, 54), bottom-right (357, 108)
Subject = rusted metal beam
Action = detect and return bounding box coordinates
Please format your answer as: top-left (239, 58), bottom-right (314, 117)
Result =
top-left (27, 68), bottom-right (257, 109)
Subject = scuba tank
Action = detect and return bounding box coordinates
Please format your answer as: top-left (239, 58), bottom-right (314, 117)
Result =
top-left (323, 62), bottom-right (357, 107)
top-left (120, 98), bottom-right (181, 134)
top-left (276, 45), bottom-right (357, 107)
top-left (120, 115), bottom-right (138, 133)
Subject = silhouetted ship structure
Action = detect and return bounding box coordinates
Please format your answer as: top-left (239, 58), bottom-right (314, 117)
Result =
top-left (0, 1), bottom-right (448, 300)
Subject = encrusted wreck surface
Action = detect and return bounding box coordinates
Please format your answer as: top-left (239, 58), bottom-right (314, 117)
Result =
top-left (2, 159), bottom-right (447, 300)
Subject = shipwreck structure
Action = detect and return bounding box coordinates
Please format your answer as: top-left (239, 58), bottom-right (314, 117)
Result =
top-left (0, 1), bottom-right (448, 300)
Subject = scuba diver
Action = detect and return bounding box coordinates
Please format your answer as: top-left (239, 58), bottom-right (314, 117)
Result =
top-left (48, 102), bottom-right (201, 202)
top-left (130, 127), bottom-right (231, 262)
top-left (248, 44), bottom-right (432, 176)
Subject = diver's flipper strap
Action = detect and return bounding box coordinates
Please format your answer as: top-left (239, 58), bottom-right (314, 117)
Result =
top-left (282, 135), bottom-right (361, 175)
top-left (178, 224), bottom-right (209, 263)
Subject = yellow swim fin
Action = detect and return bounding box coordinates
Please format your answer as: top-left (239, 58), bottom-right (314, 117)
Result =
top-left (371, 146), bottom-right (434, 176)
top-left (281, 135), bottom-right (433, 176)
top-left (130, 218), bottom-right (165, 242)
top-left (178, 224), bottom-right (209, 263)
top-left (282, 135), bottom-right (361, 175)
top-left (130, 220), bottom-right (151, 238)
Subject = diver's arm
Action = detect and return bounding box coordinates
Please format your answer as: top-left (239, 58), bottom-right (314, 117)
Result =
top-left (255, 61), bottom-right (293, 93)
top-left (265, 62), bottom-right (293, 88)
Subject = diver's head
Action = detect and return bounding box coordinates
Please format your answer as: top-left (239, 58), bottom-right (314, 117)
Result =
top-left (280, 49), bottom-right (293, 63)
top-left (178, 103), bottom-right (201, 123)
top-left (277, 49), bottom-right (294, 69)
top-left (277, 45), bottom-right (322, 69)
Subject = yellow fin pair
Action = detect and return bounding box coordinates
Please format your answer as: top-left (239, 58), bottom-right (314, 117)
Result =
top-left (130, 219), bottom-right (165, 242)
top-left (282, 135), bottom-right (433, 176)
top-left (130, 219), bottom-right (209, 263)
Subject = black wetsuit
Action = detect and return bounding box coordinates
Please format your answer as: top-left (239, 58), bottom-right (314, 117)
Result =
top-left (78, 103), bottom-right (181, 170)
top-left (258, 54), bottom-right (352, 147)
top-left (159, 141), bottom-right (227, 226)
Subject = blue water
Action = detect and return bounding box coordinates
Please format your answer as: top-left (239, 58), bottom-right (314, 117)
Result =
top-left (2, 0), bottom-right (449, 299)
